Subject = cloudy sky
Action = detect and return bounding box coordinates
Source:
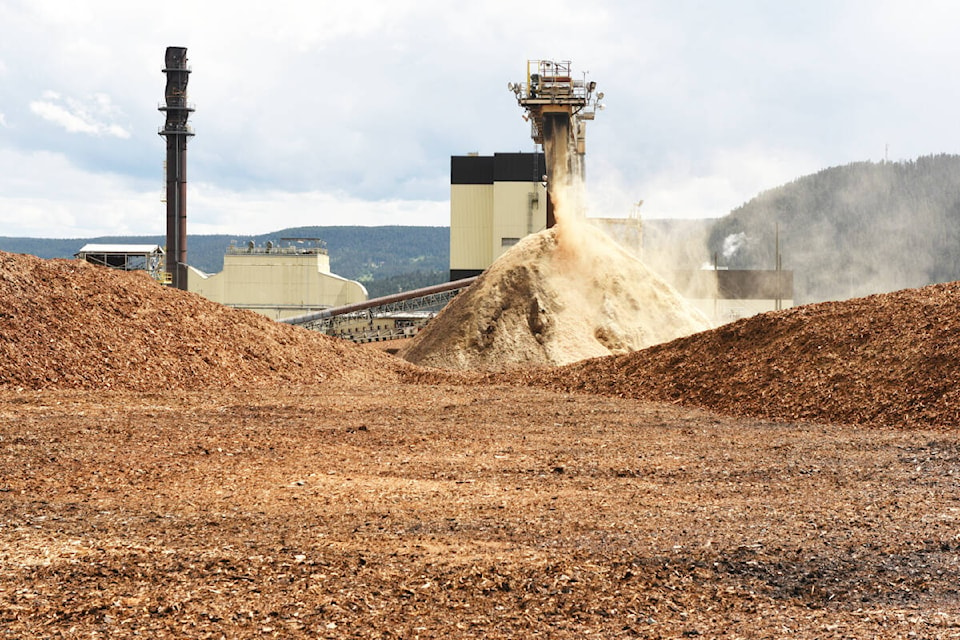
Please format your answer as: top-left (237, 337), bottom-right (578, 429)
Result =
top-left (2, 0), bottom-right (959, 238)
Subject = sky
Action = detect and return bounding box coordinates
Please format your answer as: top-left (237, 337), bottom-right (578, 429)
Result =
top-left (2, 0), bottom-right (960, 238)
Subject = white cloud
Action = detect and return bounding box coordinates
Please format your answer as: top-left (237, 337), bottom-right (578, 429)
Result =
top-left (29, 91), bottom-right (130, 138)
top-left (0, 147), bottom-right (447, 239)
top-left (0, 148), bottom-right (151, 237)
top-left (5, 0), bottom-right (960, 238)
top-left (187, 185), bottom-right (449, 235)
top-left (587, 145), bottom-right (822, 221)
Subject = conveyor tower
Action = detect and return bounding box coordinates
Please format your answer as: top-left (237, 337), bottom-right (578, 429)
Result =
top-left (508, 60), bottom-right (602, 226)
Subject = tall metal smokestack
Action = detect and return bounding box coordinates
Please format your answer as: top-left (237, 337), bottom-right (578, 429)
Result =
top-left (159, 46), bottom-right (194, 289)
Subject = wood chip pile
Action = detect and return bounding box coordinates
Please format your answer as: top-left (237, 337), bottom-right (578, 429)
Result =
top-left (2, 252), bottom-right (960, 637)
top-left (401, 225), bottom-right (710, 371)
top-left (522, 281), bottom-right (960, 429)
top-left (0, 251), bottom-right (408, 391)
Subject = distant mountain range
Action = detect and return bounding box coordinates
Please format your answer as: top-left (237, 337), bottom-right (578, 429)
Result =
top-left (6, 155), bottom-right (960, 305)
top-left (0, 226), bottom-right (450, 299)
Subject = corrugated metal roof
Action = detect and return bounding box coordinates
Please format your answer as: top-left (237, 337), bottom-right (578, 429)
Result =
top-left (76, 244), bottom-right (164, 254)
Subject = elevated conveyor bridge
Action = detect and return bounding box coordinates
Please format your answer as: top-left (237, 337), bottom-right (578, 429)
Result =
top-left (279, 276), bottom-right (477, 341)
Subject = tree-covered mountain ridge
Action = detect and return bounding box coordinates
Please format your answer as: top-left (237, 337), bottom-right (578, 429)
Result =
top-left (707, 154), bottom-right (960, 304)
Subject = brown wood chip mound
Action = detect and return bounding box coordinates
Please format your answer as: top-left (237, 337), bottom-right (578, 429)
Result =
top-left (519, 281), bottom-right (960, 429)
top-left (0, 251), bottom-right (409, 391)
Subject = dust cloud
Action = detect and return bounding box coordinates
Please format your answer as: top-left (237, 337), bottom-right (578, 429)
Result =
top-left (400, 153), bottom-right (711, 371)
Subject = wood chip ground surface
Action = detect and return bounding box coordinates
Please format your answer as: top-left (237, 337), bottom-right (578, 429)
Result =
top-left (3, 384), bottom-right (959, 639)
top-left (2, 251), bottom-right (959, 638)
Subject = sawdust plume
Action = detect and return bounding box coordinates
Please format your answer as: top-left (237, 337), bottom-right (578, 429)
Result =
top-left (400, 153), bottom-right (711, 371)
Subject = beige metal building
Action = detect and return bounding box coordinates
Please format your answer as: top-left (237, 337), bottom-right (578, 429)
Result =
top-left (664, 269), bottom-right (794, 325)
top-left (187, 239), bottom-right (367, 320)
top-left (449, 152), bottom-right (548, 280)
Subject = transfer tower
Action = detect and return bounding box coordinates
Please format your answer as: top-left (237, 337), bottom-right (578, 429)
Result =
top-left (508, 60), bottom-right (602, 226)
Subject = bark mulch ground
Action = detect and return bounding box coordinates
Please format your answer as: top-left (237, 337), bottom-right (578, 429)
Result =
top-left (2, 252), bottom-right (959, 637)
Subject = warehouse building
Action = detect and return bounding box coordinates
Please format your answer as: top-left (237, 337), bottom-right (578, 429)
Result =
top-left (75, 244), bottom-right (167, 282)
top-left (187, 239), bottom-right (367, 320)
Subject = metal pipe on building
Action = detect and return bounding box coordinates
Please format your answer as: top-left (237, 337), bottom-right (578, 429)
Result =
top-left (159, 46), bottom-right (195, 290)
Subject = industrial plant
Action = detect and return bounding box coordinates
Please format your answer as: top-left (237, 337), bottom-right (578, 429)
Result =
top-left (73, 54), bottom-right (791, 335)
top-left (5, 46), bottom-right (955, 640)
top-left (186, 238), bottom-right (367, 321)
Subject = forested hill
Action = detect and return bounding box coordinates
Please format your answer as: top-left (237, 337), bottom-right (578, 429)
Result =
top-left (0, 226), bottom-right (449, 299)
top-left (708, 154), bottom-right (960, 304)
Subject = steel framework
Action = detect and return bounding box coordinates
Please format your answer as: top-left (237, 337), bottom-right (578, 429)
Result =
top-left (280, 277), bottom-right (478, 338)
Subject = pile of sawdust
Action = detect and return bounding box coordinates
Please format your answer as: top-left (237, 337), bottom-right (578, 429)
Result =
top-left (0, 251), bottom-right (409, 391)
top-left (401, 222), bottom-right (712, 371)
top-left (520, 281), bottom-right (960, 429)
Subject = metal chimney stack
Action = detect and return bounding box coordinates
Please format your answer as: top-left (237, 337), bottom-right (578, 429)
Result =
top-left (159, 46), bottom-right (194, 289)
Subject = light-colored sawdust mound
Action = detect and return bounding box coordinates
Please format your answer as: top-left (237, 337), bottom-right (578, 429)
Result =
top-left (401, 222), bottom-right (712, 371)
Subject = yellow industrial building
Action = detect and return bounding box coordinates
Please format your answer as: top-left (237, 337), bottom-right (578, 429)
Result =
top-left (449, 152), bottom-right (548, 280)
top-left (187, 239), bottom-right (367, 320)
